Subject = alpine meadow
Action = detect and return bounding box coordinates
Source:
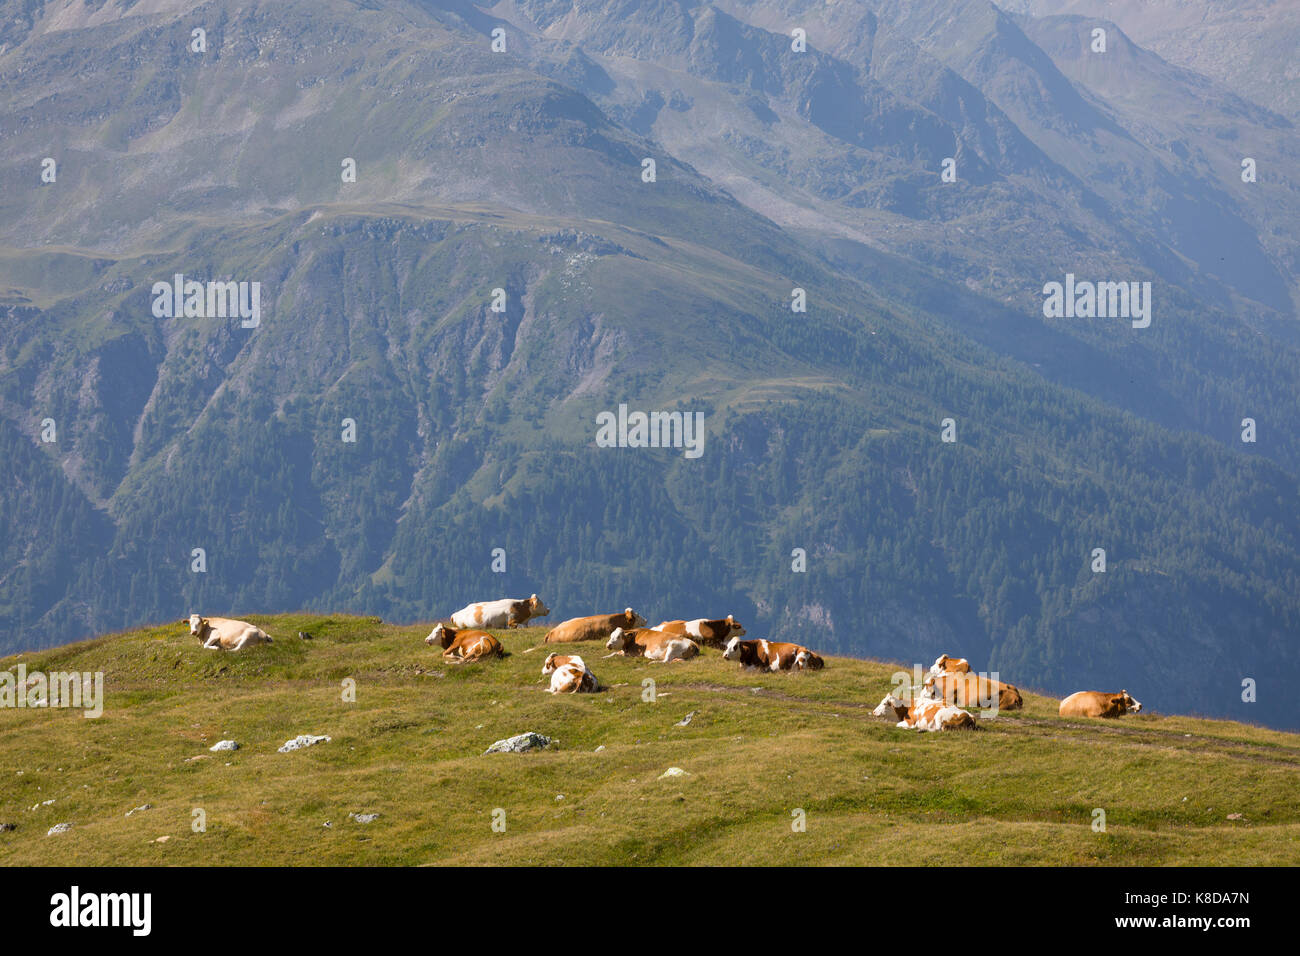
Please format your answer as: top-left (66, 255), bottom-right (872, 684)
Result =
top-left (0, 0), bottom-right (1299, 874)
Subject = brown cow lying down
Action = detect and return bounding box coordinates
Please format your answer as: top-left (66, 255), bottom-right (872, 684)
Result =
top-left (722, 637), bottom-right (823, 672)
top-left (925, 671), bottom-right (1023, 710)
top-left (544, 608), bottom-right (646, 644)
top-left (651, 615), bottom-right (746, 648)
top-left (1059, 690), bottom-right (1142, 718)
top-left (928, 653), bottom-right (971, 676)
top-left (605, 627), bottom-right (700, 663)
top-left (424, 622), bottom-right (503, 662)
top-left (188, 614), bottom-right (273, 651)
top-left (873, 692), bottom-right (978, 731)
top-left (541, 653), bottom-right (598, 694)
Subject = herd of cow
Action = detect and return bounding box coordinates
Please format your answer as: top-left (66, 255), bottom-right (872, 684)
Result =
top-left (184, 597), bottom-right (1144, 729)
top-left (425, 598), bottom-right (827, 694)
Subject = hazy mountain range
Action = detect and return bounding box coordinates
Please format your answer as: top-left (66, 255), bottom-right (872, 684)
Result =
top-left (1, 0), bottom-right (1297, 728)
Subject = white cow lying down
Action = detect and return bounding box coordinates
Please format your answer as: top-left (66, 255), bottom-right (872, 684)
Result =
top-left (873, 692), bottom-right (977, 732)
top-left (541, 653), bottom-right (598, 694)
top-left (189, 614), bottom-right (273, 651)
top-left (451, 594), bottom-right (549, 630)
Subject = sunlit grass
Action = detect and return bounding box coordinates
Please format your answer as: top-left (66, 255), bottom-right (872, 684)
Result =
top-left (1, 614), bottom-right (1296, 865)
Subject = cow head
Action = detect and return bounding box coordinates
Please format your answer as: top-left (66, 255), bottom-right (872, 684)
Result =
top-left (929, 653), bottom-right (969, 676)
top-left (541, 652), bottom-right (561, 675)
top-left (795, 649), bottom-right (824, 671)
top-left (606, 627), bottom-right (633, 652)
top-left (188, 614), bottom-right (208, 639)
top-left (722, 636), bottom-right (743, 661)
top-left (527, 594), bottom-right (550, 618)
top-left (873, 693), bottom-right (910, 721)
top-left (623, 607), bottom-right (647, 628)
top-left (724, 615), bottom-right (746, 638)
top-left (920, 675), bottom-right (939, 700)
top-left (425, 623), bottom-right (454, 648)
top-left (1119, 690), bottom-right (1142, 713)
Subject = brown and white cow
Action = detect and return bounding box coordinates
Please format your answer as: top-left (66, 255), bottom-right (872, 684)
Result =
top-left (188, 614), bottom-right (273, 651)
top-left (1059, 690), bottom-right (1142, 718)
top-left (605, 627), bottom-right (700, 663)
top-left (905, 698), bottom-right (978, 732)
top-left (721, 637), bottom-right (817, 672)
top-left (651, 615), bottom-right (746, 648)
top-left (541, 653), bottom-right (598, 694)
top-left (721, 638), bottom-right (767, 668)
top-left (544, 608), bottom-right (646, 644)
top-left (925, 672), bottom-right (1023, 710)
top-left (872, 692), bottom-right (977, 732)
top-left (928, 654), bottom-right (971, 676)
top-left (872, 692), bottom-right (912, 722)
top-left (451, 594), bottom-right (549, 630)
top-left (424, 622), bottom-right (503, 662)
top-left (794, 649), bottom-right (825, 671)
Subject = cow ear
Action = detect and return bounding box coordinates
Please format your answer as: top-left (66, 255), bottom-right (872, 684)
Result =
top-left (530, 593), bottom-right (537, 600)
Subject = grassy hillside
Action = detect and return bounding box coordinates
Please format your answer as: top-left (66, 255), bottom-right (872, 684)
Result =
top-left (2, 614), bottom-right (1296, 865)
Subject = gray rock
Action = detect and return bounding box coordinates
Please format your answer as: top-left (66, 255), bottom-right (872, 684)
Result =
top-left (348, 812), bottom-right (379, 824)
top-left (484, 731), bottom-right (551, 754)
top-left (676, 711), bottom-right (697, 727)
top-left (46, 823), bottom-right (72, 836)
top-left (658, 767), bottom-right (690, 779)
top-left (125, 804), bottom-right (151, 817)
top-left (0, 823), bottom-right (16, 832)
top-left (278, 734), bottom-right (331, 753)
top-left (209, 740), bottom-right (239, 752)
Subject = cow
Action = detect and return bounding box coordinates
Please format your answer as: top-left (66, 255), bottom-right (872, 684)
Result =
top-left (872, 692), bottom-right (912, 721)
top-left (721, 637), bottom-right (816, 672)
top-left (651, 615), bottom-right (746, 648)
top-left (541, 653), bottom-right (598, 694)
top-left (794, 649), bottom-right (825, 671)
top-left (721, 638), bottom-right (767, 668)
top-left (544, 608), bottom-right (646, 644)
top-left (187, 614), bottom-right (273, 651)
top-left (1059, 690), bottom-right (1142, 718)
top-left (424, 622), bottom-right (503, 662)
top-left (906, 699), bottom-right (979, 732)
top-left (605, 627), bottom-right (700, 663)
top-left (925, 671), bottom-right (1023, 710)
top-left (451, 594), bottom-right (549, 630)
top-left (872, 692), bottom-right (977, 731)
top-left (928, 654), bottom-right (971, 676)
